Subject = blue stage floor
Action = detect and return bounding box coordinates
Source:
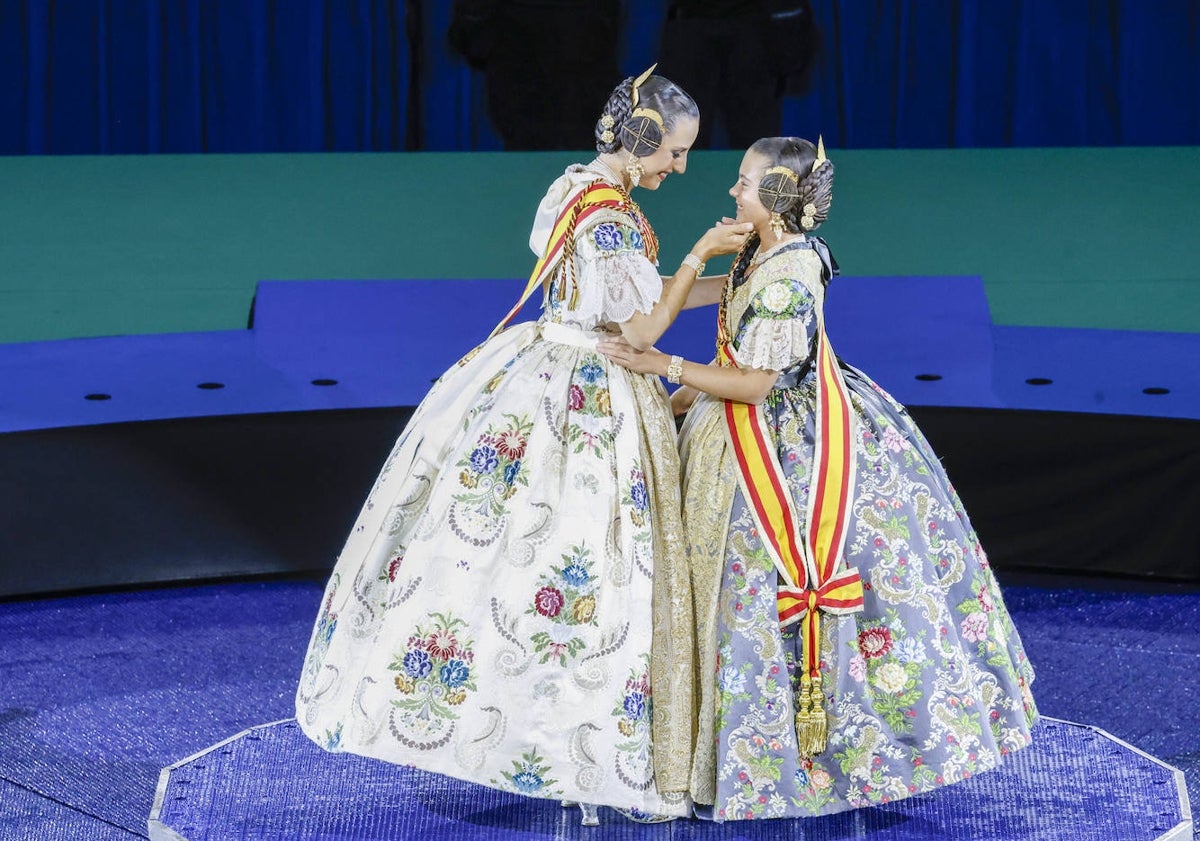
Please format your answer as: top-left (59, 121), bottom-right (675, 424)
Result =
top-left (0, 577), bottom-right (1196, 840)
top-left (147, 717), bottom-right (1190, 841)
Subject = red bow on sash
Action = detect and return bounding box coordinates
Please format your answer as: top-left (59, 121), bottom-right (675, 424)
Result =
top-left (719, 281), bottom-right (863, 757)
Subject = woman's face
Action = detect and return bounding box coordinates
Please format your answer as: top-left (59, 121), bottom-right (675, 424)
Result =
top-left (633, 116), bottom-right (699, 190)
top-left (729, 149), bottom-right (773, 235)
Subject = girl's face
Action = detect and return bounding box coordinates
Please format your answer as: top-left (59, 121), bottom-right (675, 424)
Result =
top-left (729, 150), bottom-right (773, 236)
top-left (633, 116), bottom-right (699, 190)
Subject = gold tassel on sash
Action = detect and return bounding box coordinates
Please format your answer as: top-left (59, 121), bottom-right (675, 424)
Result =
top-left (796, 674), bottom-right (827, 758)
top-left (718, 238), bottom-right (862, 760)
top-left (795, 591), bottom-right (829, 755)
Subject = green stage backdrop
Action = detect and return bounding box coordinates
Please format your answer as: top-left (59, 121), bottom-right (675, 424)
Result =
top-left (1, 147), bottom-right (1197, 344)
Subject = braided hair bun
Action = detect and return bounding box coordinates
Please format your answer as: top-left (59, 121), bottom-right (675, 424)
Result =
top-left (595, 78), bottom-right (634, 154)
top-left (757, 166), bottom-right (802, 216)
top-left (797, 152), bottom-right (834, 232)
top-left (749, 136), bottom-right (835, 233)
top-left (617, 109), bottom-right (664, 157)
top-left (594, 74), bottom-right (698, 156)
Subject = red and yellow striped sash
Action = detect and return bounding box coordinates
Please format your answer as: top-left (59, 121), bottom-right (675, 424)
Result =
top-left (719, 341), bottom-right (811, 593)
top-left (488, 183), bottom-right (628, 339)
top-left (718, 331), bottom-right (861, 624)
top-left (719, 313), bottom-right (863, 756)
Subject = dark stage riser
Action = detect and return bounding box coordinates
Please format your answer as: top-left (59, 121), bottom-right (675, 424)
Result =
top-left (1, 407), bottom-right (1197, 598)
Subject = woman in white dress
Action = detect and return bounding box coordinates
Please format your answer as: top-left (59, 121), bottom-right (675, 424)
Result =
top-left (295, 68), bottom-right (751, 823)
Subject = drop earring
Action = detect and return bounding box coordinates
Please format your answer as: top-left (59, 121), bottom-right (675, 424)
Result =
top-left (625, 154), bottom-right (644, 188)
top-left (769, 212), bottom-right (785, 241)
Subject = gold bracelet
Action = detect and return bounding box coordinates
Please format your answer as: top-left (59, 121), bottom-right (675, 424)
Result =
top-left (681, 253), bottom-right (706, 275)
top-left (666, 355), bottom-right (684, 384)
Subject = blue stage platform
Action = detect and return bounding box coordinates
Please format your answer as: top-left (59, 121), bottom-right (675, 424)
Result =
top-left (147, 717), bottom-right (1192, 841)
top-left (1, 275), bottom-right (1197, 435)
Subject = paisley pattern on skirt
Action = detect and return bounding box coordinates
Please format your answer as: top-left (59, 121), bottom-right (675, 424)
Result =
top-left (297, 174), bottom-right (694, 815)
top-left (682, 240), bottom-right (1037, 819)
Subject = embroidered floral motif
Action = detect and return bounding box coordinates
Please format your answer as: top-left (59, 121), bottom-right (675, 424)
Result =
top-left (578, 359), bottom-right (604, 384)
top-left (566, 354), bottom-right (615, 457)
top-left (956, 572), bottom-right (1016, 671)
top-left (864, 415), bottom-right (929, 474)
top-left (316, 597), bottom-right (338, 647)
top-left (300, 577), bottom-right (340, 693)
top-left (454, 413), bottom-right (533, 513)
top-left (592, 222), bottom-right (643, 255)
top-left (382, 554), bottom-right (404, 583)
top-left (758, 281), bottom-right (800, 315)
top-left (593, 223), bottom-right (623, 251)
top-left (851, 610), bottom-right (927, 735)
top-left (857, 626), bottom-right (893, 659)
top-left (881, 426), bottom-right (909, 453)
top-left (612, 655), bottom-right (656, 790)
top-left (789, 759), bottom-right (838, 813)
top-left (714, 643), bottom-right (754, 734)
top-left (323, 723), bottom-right (343, 751)
top-left (389, 612), bottom-right (477, 729)
top-left (527, 544), bottom-right (599, 665)
top-left (613, 659), bottom-right (651, 738)
top-left (628, 226), bottom-right (645, 252)
top-left (623, 466), bottom-right (650, 528)
top-left (961, 611), bottom-right (989, 643)
top-left (493, 747), bottom-right (562, 796)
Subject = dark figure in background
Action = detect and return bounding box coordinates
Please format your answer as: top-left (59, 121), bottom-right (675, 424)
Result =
top-left (448, 0), bottom-right (622, 150)
top-left (658, 0), bottom-right (819, 149)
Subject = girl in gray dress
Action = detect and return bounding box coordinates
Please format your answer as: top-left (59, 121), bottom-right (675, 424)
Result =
top-left (601, 136), bottom-right (1036, 819)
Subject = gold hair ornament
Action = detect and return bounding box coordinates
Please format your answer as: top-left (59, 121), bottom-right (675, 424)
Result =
top-left (801, 136), bottom-right (830, 229)
top-left (599, 114), bottom-right (615, 145)
top-left (630, 106), bottom-right (664, 130)
top-left (761, 165), bottom-right (800, 241)
top-left (619, 65), bottom-right (661, 183)
top-left (630, 63), bottom-right (657, 108)
top-left (766, 165), bottom-right (799, 184)
top-left (812, 135), bottom-right (827, 173)
top-left (800, 202), bottom-right (818, 230)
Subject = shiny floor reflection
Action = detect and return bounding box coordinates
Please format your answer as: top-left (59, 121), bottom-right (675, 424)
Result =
top-left (150, 717), bottom-right (1190, 841)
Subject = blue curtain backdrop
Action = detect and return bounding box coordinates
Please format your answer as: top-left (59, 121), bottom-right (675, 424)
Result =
top-left (1, 0), bottom-right (1197, 154)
